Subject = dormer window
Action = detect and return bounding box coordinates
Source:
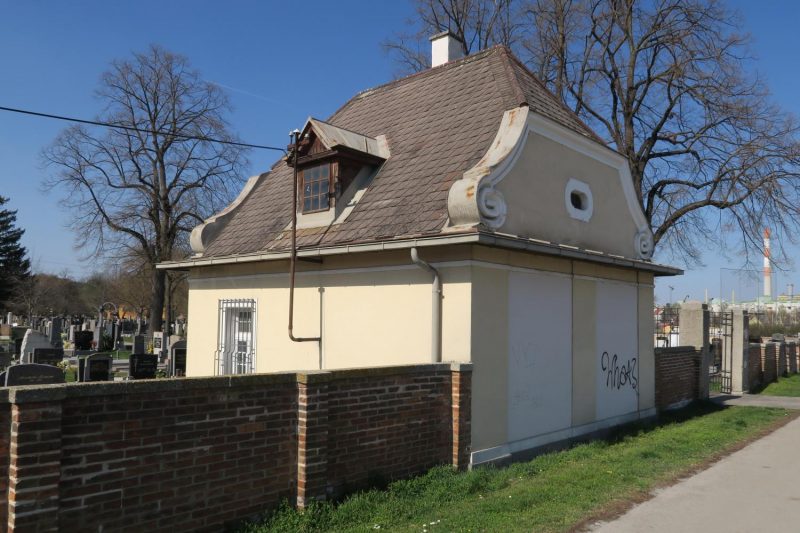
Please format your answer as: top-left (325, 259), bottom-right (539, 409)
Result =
top-left (287, 118), bottom-right (390, 227)
top-left (301, 163), bottom-right (331, 213)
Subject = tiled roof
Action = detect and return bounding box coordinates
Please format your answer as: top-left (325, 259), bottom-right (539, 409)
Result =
top-left (201, 46), bottom-right (599, 258)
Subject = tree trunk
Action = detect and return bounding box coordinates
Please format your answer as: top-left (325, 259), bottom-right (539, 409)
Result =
top-left (150, 268), bottom-right (165, 333)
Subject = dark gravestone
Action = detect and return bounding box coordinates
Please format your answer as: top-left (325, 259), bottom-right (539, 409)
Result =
top-left (129, 353), bottom-right (157, 380)
top-left (74, 330), bottom-right (93, 351)
top-left (13, 338), bottom-right (22, 357)
top-left (5, 364), bottom-right (65, 386)
top-left (32, 348), bottom-right (64, 366)
top-left (132, 334), bottom-right (145, 355)
top-left (170, 340), bottom-right (187, 377)
top-left (0, 352), bottom-right (10, 369)
top-left (78, 353), bottom-right (112, 382)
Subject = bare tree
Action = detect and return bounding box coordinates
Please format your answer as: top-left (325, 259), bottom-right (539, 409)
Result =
top-left (43, 45), bottom-right (247, 331)
top-left (387, 0), bottom-right (800, 265)
top-left (383, 0), bottom-right (522, 74)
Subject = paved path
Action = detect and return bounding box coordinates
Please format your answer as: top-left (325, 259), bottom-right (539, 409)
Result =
top-left (591, 400), bottom-right (800, 533)
top-left (711, 393), bottom-right (800, 409)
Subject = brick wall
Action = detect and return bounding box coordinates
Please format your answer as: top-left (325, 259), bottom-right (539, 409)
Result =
top-left (0, 363), bottom-right (472, 532)
top-left (762, 344), bottom-right (778, 385)
top-left (748, 344), bottom-right (763, 391)
top-left (654, 347), bottom-right (700, 410)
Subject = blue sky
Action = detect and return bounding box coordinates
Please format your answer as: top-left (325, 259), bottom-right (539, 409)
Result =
top-left (1, 0), bottom-right (799, 305)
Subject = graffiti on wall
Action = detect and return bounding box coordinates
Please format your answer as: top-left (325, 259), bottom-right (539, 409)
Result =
top-left (600, 351), bottom-right (638, 391)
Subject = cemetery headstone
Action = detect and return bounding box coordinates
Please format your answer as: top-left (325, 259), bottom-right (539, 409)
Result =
top-left (0, 351), bottom-right (10, 369)
top-left (78, 353), bottom-right (112, 382)
top-left (32, 347), bottom-right (64, 366)
top-left (6, 312), bottom-right (12, 326)
top-left (132, 334), bottom-right (145, 355)
top-left (49, 318), bottom-right (63, 348)
top-left (0, 324), bottom-right (11, 337)
top-left (129, 353), bottom-right (158, 380)
top-left (74, 331), bottom-right (93, 351)
top-left (19, 329), bottom-right (52, 364)
top-left (68, 325), bottom-right (76, 343)
top-left (152, 331), bottom-right (164, 355)
top-left (170, 340), bottom-right (187, 377)
top-left (5, 364), bottom-right (65, 386)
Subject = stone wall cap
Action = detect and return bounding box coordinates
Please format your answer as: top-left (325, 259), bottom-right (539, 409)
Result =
top-left (447, 362), bottom-right (473, 372)
top-left (8, 384), bottom-right (67, 403)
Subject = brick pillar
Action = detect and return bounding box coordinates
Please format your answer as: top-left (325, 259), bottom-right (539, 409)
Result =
top-left (450, 363), bottom-right (472, 471)
top-left (296, 372), bottom-right (330, 509)
top-left (7, 387), bottom-right (65, 533)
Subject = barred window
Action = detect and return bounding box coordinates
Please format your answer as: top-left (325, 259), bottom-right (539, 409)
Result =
top-left (215, 299), bottom-right (256, 375)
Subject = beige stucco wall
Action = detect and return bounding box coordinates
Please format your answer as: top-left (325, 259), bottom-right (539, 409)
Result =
top-left (185, 244), bottom-right (659, 463)
top-left (466, 246), bottom-right (657, 459)
top-left (496, 132), bottom-right (640, 259)
top-left (186, 252), bottom-right (472, 377)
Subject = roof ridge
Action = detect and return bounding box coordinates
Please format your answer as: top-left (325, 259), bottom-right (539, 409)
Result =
top-left (328, 46), bottom-right (506, 122)
top-left (500, 49), bottom-right (606, 144)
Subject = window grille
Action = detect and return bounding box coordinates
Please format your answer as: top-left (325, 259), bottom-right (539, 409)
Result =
top-left (301, 164), bottom-right (331, 213)
top-left (215, 299), bottom-right (256, 375)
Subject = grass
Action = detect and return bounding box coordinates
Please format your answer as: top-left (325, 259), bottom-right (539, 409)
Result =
top-left (758, 373), bottom-right (800, 397)
top-left (243, 403), bottom-right (794, 533)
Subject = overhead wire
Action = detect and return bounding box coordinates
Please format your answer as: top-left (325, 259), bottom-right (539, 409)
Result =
top-left (0, 105), bottom-right (287, 153)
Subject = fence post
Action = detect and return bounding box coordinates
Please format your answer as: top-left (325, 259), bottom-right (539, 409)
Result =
top-left (679, 302), bottom-right (710, 399)
top-left (731, 309), bottom-right (749, 394)
top-left (296, 372), bottom-right (330, 509)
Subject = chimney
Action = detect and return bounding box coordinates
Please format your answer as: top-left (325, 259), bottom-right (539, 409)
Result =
top-left (430, 31), bottom-right (464, 67)
top-left (764, 227), bottom-right (772, 300)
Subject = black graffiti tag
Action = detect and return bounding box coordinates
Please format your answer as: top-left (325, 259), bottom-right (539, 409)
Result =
top-left (601, 351), bottom-right (638, 391)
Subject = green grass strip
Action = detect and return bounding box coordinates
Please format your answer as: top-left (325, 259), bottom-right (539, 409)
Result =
top-left (759, 373), bottom-right (800, 397)
top-left (243, 403), bottom-right (792, 533)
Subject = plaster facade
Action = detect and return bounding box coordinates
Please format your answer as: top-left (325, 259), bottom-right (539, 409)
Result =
top-left (186, 245), bottom-right (657, 464)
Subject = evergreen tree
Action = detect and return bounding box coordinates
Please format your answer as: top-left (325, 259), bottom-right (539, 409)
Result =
top-left (0, 196), bottom-right (31, 307)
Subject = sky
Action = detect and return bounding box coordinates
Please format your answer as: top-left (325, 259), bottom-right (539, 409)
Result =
top-left (1, 0), bottom-right (800, 305)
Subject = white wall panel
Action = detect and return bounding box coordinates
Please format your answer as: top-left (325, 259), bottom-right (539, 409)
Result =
top-left (507, 271), bottom-right (572, 442)
top-left (595, 281), bottom-right (639, 419)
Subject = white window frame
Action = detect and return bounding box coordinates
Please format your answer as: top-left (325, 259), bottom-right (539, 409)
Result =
top-left (565, 178), bottom-right (594, 222)
top-left (215, 299), bottom-right (257, 375)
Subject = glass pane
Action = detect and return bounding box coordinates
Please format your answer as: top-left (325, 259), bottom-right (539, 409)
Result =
top-left (312, 197), bottom-right (319, 210)
top-left (304, 198), bottom-right (311, 211)
top-left (312, 181), bottom-right (319, 195)
top-left (320, 165), bottom-right (329, 178)
top-left (321, 194), bottom-right (329, 209)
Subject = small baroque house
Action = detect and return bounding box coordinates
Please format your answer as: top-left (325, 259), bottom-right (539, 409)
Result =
top-left (160, 34), bottom-right (680, 465)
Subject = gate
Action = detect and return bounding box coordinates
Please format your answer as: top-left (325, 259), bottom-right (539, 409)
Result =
top-left (708, 311), bottom-right (733, 394)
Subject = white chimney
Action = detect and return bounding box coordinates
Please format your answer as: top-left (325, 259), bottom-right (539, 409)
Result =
top-left (430, 31), bottom-right (464, 67)
top-left (764, 227), bottom-right (772, 300)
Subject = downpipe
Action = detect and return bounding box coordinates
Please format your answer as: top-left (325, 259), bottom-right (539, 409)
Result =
top-left (411, 247), bottom-right (442, 363)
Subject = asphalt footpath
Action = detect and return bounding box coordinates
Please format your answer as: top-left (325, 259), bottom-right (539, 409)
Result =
top-left (590, 396), bottom-right (800, 533)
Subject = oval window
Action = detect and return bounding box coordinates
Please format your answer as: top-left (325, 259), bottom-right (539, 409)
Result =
top-left (565, 179), bottom-right (593, 222)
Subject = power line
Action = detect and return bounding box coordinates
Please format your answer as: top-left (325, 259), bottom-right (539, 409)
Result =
top-left (0, 105), bottom-right (287, 153)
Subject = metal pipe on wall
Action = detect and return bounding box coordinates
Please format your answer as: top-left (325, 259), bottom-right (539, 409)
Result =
top-left (288, 129), bottom-right (321, 346)
top-left (411, 247), bottom-right (442, 363)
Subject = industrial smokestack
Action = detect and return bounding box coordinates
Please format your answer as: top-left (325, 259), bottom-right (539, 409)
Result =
top-left (764, 227), bottom-right (772, 300)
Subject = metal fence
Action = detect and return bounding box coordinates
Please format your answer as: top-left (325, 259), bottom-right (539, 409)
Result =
top-left (708, 310), bottom-right (733, 394)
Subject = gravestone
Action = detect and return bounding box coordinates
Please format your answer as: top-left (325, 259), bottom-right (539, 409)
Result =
top-left (49, 318), bottom-right (63, 348)
top-left (0, 350), bottom-right (10, 369)
top-left (78, 353), bottom-right (112, 382)
top-left (32, 347), bottom-right (64, 366)
top-left (152, 331), bottom-right (164, 358)
top-left (19, 329), bottom-right (52, 364)
top-left (68, 325), bottom-right (76, 343)
top-left (5, 364), bottom-right (65, 386)
top-left (129, 353), bottom-right (158, 380)
top-left (132, 334), bottom-right (145, 355)
top-left (74, 331), bottom-right (93, 351)
top-left (170, 340), bottom-right (187, 377)
top-left (0, 324), bottom-right (10, 337)
top-left (6, 312), bottom-right (12, 326)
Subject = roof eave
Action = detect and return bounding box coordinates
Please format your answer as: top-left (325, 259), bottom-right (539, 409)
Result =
top-left (158, 231), bottom-right (681, 276)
